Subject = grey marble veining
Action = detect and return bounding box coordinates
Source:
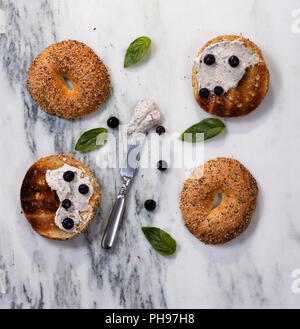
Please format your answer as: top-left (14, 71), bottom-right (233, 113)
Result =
top-left (0, 0), bottom-right (300, 309)
top-left (0, 0), bottom-right (167, 309)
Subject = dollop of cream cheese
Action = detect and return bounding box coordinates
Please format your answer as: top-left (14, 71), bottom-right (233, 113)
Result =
top-left (45, 163), bottom-right (94, 233)
top-left (194, 40), bottom-right (259, 94)
top-left (127, 100), bottom-right (162, 135)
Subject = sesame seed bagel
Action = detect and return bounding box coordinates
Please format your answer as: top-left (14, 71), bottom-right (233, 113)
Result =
top-left (192, 35), bottom-right (269, 117)
top-left (180, 158), bottom-right (258, 244)
top-left (20, 155), bottom-right (101, 240)
top-left (28, 40), bottom-right (110, 119)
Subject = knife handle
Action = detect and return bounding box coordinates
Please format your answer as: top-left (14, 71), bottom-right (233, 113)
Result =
top-left (101, 176), bottom-right (131, 249)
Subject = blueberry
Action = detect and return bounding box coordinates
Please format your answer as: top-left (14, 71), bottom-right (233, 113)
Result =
top-left (78, 184), bottom-right (89, 194)
top-left (156, 126), bottom-right (166, 135)
top-left (62, 199), bottom-right (71, 209)
top-left (203, 54), bottom-right (215, 65)
top-left (62, 217), bottom-right (74, 230)
top-left (214, 86), bottom-right (224, 96)
top-left (199, 88), bottom-right (210, 99)
top-left (107, 116), bottom-right (119, 128)
top-left (157, 160), bottom-right (168, 171)
top-left (228, 55), bottom-right (239, 68)
top-left (144, 199), bottom-right (156, 211)
top-left (63, 171), bottom-right (75, 182)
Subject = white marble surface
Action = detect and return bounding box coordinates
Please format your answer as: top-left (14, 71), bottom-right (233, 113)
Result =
top-left (0, 0), bottom-right (300, 309)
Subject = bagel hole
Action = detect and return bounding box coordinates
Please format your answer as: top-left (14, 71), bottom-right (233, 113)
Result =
top-left (211, 192), bottom-right (223, 210)
top-left (63, 76), bottom-right (73, 90)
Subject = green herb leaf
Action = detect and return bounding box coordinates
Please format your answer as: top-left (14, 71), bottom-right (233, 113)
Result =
top-left (124, 36), bottom-right (151, 68)
top-left (180, 118), bottom-right (225, 143)
top-left (75, 128), bottom-right (108, 152)
top-left (141, 227), bottom-right (176, 256)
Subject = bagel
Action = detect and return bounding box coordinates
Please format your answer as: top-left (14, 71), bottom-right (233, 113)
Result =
top-left (180, 158), bottom-right (258, 244)
top-left (28, 40), bottom-right (110, 119)
top-left (192, 35), bottom-right (269, 117)
top-left (20, 155), bottom-right (101, 240)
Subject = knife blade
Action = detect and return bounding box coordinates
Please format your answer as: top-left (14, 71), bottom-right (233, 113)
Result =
top-left (120, 143), bottom-right (141, 178)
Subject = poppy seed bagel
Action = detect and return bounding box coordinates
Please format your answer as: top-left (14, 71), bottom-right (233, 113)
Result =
top-left (180, 158), bottom-right (258, 244)
top-left (192, 35), bottom-right (269, 117)
top-left (28, 40), bottom-right (110, 119)
top-left (20, 154), bottom-right (101, 240)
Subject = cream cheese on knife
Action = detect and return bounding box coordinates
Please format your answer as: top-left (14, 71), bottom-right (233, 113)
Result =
top-left (127, 100), bottom-right (162, 135)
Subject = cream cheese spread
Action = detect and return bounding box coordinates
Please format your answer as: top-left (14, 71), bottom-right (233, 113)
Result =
top-left (45, 163), bottom-right (94, 233)
top-left (127, 100), bottom-right (162, 135)
top-left (194, 40), bottom-right (259, 93)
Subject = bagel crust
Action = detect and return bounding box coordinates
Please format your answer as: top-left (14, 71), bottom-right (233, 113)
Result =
top-left (180, 158), bottom-right (258, 244)
top-left (28, 40), bottom-right (110, 119)
top-left (192, 35), bottom-right (269, 117)
top-left (20, 155), bottom-right (101, 240)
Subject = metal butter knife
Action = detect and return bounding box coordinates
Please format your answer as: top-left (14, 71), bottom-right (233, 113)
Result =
top-left (101, 143), bottom-right (141, 249)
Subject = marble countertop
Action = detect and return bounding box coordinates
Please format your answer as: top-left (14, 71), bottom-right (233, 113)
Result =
top-left (0, 0), bottom-right (300, 309)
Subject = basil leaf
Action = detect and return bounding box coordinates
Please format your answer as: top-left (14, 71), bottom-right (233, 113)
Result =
top-left (75, 128), bottom-right (108, 152)
top-left (142, 227), bottom-right (176, 256)
top-left (124, 36), bottom-right (151, 68)
top-left (180, 118), bottom-right (225, 143)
